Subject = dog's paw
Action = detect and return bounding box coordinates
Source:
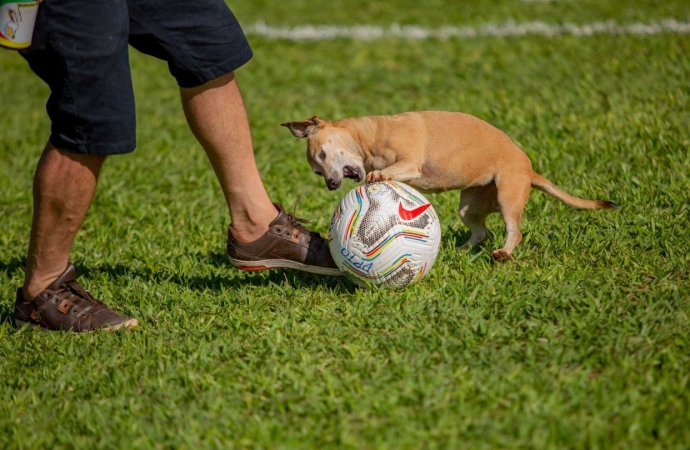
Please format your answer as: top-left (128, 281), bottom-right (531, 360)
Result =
top-left (366, 170), bottom-right (391, 183)
top-left (491, 249), bottom-right (514, 262)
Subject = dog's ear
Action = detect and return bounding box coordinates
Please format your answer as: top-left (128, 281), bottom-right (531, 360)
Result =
top-left (280, 116), bottom-right (325, 138)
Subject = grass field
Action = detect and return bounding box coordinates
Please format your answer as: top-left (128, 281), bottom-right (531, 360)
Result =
top-left (1, 1), bottom-right (689, 448)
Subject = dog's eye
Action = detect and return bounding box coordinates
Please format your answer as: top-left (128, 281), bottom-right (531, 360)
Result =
top-left (314, 171), bottom-right (323, 176)
top-left (319, 151), bottom-right (326, 160)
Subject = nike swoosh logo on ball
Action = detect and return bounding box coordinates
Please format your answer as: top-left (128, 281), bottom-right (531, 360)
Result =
top-left (398, 202), bottom-right (431, 220)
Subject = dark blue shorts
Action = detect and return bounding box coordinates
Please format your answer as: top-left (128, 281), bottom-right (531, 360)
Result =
top-left (20, 0), bottom-right (253, 155)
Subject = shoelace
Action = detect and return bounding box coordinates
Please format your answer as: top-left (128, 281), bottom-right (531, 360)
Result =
top-left (54, 281), bottom-right (102, 308)
top-left (286, 210), bottom-right (328, 250)
top-left (286, 212), bottom-right (309, 231)
top-left (286, 203), bottom-right (312, 234)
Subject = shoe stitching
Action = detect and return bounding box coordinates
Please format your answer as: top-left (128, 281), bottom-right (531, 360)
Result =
top-left (230, 236), bottom-right (280, 259)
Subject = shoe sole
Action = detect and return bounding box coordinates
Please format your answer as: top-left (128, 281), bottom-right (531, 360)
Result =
top-left (228, 256), bottom-right (344, 277)
top-left (15, 317), bottom-right (139, 332)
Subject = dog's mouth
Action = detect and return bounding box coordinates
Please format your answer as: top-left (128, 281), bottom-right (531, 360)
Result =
top-left (343, 166), bottom-right (363, 182)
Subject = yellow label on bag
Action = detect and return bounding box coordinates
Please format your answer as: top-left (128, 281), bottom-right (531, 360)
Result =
top-left (0, 1), bottom-right (39, 50)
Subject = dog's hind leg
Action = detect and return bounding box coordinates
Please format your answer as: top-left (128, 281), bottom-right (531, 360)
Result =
top-left (458, 184), bottom-right (499, 250)
top-left (492, 174), bottom-right (531, 262)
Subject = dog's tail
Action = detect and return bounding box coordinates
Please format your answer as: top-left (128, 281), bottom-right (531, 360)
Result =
top-left (530, 172), bottom-right (618, 210)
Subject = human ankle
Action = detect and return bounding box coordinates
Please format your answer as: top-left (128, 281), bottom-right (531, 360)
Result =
top-left (229, 204), bottom-right (278, 243)
top-left (23, 270), bottom-right (64, 300)
top-left (229, 223), bottom-right (269, 243)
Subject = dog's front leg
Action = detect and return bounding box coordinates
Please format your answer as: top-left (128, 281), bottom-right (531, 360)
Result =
top-left (366, 161), bottom-right (422, 184)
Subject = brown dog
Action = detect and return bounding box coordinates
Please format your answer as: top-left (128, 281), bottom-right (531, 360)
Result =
top-left (282, 112), bottom-right (616, 261)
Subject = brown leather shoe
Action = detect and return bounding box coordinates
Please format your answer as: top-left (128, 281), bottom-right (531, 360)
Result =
top-left (227, 203), bottom-right (343, 276)
top-left (14, 263), bottom-right (138, 332)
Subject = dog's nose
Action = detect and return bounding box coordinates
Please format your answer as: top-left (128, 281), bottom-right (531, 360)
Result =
top-left (327, 178), bottom-right (340, 190)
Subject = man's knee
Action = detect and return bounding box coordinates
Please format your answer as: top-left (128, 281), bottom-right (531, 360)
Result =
top-left (42, 142), bottom-right (108, 173)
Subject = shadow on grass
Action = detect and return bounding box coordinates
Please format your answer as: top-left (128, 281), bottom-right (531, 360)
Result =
top-left (0, 253), bottom-right (355, 295)
top-left (0, 256), bottom-right (26, 275)
top-left (0, 252), bottom-right (356, 325)
top-left (0, 308), bottom-right (15, 326)
top-left (442, 226), bottom-right (496, 258)
top-left (0, 256), bottom-right (27, 326)
top-left (444, 227), bottom-right (482, 250)
top-left (81, 251), bottom-right (357, 294)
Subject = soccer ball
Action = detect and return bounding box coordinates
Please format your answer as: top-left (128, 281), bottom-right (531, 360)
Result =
top-left (329, 181), bottom-right (442, 288)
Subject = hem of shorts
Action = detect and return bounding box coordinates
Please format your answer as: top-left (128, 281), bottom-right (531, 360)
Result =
top-left (50, 136), bottom-right (136, 156)
top-left (177, 44), bottom-right (254, 89)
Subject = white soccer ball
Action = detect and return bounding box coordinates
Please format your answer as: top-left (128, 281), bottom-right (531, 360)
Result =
top-left (329, 181), bottom-right (442, 288)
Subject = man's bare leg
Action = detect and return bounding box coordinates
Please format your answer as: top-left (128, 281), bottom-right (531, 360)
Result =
top-left (23, 143), bottom-right (105, 299)
top-left (179, 72), bottom-right (277, 243)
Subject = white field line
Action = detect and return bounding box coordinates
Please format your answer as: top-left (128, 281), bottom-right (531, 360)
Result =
top-left (245, 18), bottom-right (690, 41)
